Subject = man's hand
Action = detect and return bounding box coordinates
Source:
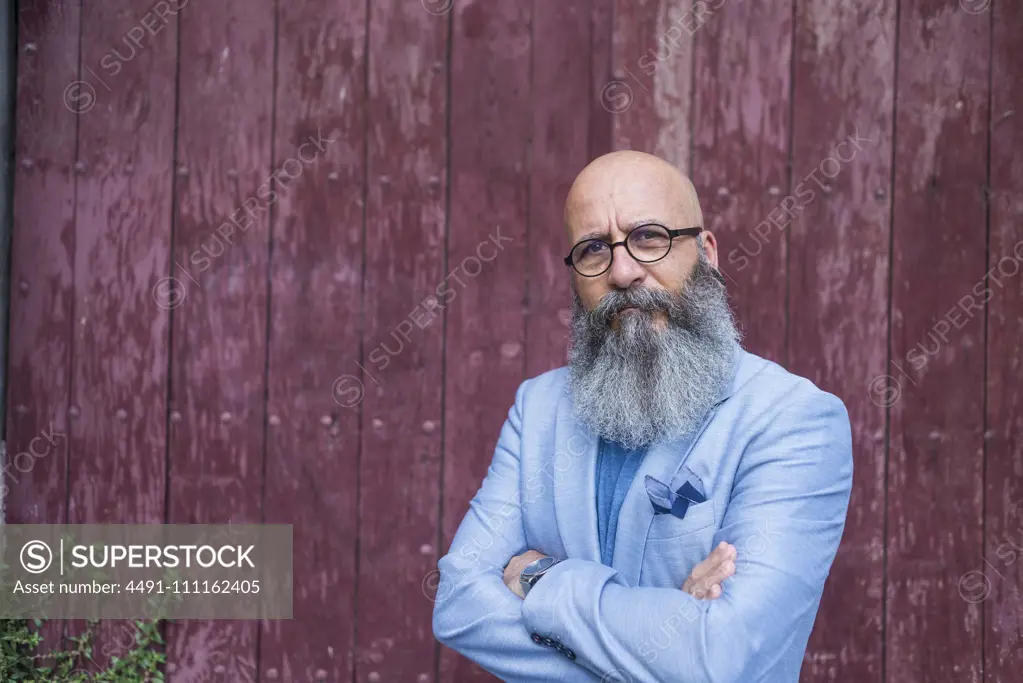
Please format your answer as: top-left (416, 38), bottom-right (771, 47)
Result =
top-left (503, 550), bottom-right (548, 599)
top-left (682, 541), bottom-right (736, 599)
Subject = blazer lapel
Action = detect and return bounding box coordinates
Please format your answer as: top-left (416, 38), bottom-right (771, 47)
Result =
top-left (553, 392), bottom-right (601, 562)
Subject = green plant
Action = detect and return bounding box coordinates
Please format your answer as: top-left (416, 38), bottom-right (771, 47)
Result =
top-left (0, 618), bottom-right (165, 682)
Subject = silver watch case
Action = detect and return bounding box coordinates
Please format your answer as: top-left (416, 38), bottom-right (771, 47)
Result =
top-left (519, 556), bottom-right (559, 596)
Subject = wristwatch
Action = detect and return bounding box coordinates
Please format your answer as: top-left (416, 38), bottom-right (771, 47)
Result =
top-left (519, 556), bottom-right (560, 597)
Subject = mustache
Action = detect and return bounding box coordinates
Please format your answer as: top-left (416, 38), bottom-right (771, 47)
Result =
top-left (580, 258), bottom-right (726, 331)
top-left (588, 287), bottom-right (676, 328)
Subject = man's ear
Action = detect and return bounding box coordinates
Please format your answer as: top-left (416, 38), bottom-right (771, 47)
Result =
top-left (700, 230), bottom-right (719, 269)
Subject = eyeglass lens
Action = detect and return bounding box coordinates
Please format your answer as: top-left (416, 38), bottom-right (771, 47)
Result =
top-left (571, 224), bottom-right (672, 275)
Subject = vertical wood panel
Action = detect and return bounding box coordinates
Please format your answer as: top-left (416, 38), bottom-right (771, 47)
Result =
top-left (691, 0), bottom-right (790, 362)
top-left (440, 1), bottom-right (532, 680)
top-left (356, 1), bottom-right (446, 681)
top-left (260, 0), bottom-right (365, 681)
top-left (589, 0), bottom-right (614, 161)
top-left (887, 3), bottom-right (990, 681)
top-left (789, 2), bottom-right (895, 681)
top-left (66, 0), bottom-right (178, 670)
top-left (610, 0), bottom-right (693, 168)
top-left (984, 0), bottom-right (1023, 678)
top-left (7, 0), bottom-right (80, 661)
top-left (6, 0), bottom-right (78, 526)
top-left (526, 0), bottom-right (592, 377)
top-left (167, 1), bottom-right (274, 679)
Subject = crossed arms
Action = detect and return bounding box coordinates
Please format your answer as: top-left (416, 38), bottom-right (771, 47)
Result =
top-left (432, 379), bottom-right (853, 683)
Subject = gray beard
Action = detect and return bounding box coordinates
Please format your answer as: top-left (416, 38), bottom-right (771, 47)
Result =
top-left (567, 255), bottom-right (741, 450)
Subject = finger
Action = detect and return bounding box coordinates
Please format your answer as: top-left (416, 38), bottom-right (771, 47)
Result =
top-left (689, 542), bottom-right (735, 581)
top-left (687, 551), bottom-right (725, 583)
top-left (683, 557), bottom-right (723, 594)
top-left (692, 581), bottom-right (721, 600)
top-left (686, 571), bottom-right (716, 600)
top-left (691, 559), bottom-right (735, 598)
top-left (700, 558), bottom-right (736, 588)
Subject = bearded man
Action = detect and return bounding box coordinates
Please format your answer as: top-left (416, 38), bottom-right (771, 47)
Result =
top-left (432, 151), bottom-right (853, 683)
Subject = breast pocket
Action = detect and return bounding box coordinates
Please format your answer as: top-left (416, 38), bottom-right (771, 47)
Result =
top-left (646, 499), bottom-right (716, 541)
top-left (640, 499), bottom-right (718, 588)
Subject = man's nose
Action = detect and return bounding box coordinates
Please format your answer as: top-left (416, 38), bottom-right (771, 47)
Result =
top-left (606, 243), bottom-right (646, 290)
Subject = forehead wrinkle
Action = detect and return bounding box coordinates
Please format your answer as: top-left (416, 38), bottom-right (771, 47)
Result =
top-left (574, 217), bottom-right (669, 243)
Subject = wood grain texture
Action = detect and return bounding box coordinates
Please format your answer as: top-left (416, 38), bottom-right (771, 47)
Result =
top-left (356, 1), bottom-right (447, 681)
top-left (526, 0), bottom-right (592, 377)
top-left (610, 0), bottom-right (694, 169)
top-left (589, 0), bottom-right (614, 161)
top-left (7, 1), bottom-right (1022, 679)
top-left (7, 0), bottom-right (80, 664)
top-left (166, 1), bottom-right (274, 680)
top-left (6, 0), bottom-right (78, 527)
top-left (64, 0), bottom-right (179, 669)
top-left (259, 0), bottom-right (365, 681)
top-left (984, 0), bottom-right (1023, 678)
top-left (887, 3), bottom-right (990, 682)
top-left (440, 1), bottom-right (532, 680)
top-left (691, 0), bottom-right (791, 363)
top-left (789, 2), bottom-right (895, 681)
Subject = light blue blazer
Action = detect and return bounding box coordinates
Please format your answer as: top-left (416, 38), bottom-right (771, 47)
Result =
top-left (433, 347), bottom-right (854, 683)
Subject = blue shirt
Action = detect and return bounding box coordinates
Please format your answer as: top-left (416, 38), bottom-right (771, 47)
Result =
top-left (595, 438), bottom-right (645, 566)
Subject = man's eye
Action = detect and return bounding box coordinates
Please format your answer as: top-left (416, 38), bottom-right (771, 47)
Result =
top-left (582, 241), bottom-right (607, 255)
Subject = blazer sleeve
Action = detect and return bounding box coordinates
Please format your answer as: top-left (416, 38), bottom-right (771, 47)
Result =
top-left (518, 391), bottom-right (854, 683)
top-left (432, 378), bottom-right (601, 683)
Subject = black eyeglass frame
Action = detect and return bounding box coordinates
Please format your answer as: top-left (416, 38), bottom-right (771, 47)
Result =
top-left (563, 224), bottom-right (704, 277)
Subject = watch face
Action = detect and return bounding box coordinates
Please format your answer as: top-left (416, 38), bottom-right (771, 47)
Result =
top-left (523, 556), bottom-right (556, 580)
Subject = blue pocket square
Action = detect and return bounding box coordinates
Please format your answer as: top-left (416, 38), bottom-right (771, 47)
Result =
top-left (645, 469), bottom-right (708, 520)
top-left (677, 480), bottom-right (706, 505)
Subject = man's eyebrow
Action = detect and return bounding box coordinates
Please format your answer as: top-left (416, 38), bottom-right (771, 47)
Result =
top-left (574, 219), bottom-right (665, 242)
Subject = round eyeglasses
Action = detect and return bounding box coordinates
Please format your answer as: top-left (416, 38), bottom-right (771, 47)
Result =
top-left (563, 224), bottom-right (703, 277)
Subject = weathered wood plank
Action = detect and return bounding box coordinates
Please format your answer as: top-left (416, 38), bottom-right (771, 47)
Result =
top-left (440, 2), bottom-right (532, 680)
top-left (789, 2), bottom-right (895, 681)
top-left (259, 1), bottom-right (365, 681)
top-left (0, 0), bottom-right (15, 448)
top-left (355, 1), bottom-right (446, 681)
top-left (590, 0), bottom-right (614, 161)
top-left (165, 1), bottom-right (274, 680)
top-left (64, 0), bottom-right (179, 670)
top-left (691, 0), bottom-right (790, 362)
top-left (6, 0), bottom-right (78, 526)
top-left (887, 3), bottom-right (989, 681)
top-left (526, 0), bottom-right (592, 377)
top-left (984, 0), bottom-right (1023, 678)
top-left (6, 0), bottom-right (80, 663)
top-left (610, 0), bottom-right (694, 169)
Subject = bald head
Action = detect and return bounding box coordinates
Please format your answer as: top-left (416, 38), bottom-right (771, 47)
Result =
top-left (564, 151), bottom-right (703, 243)
top-left (563, 151), bottom-right (718, 312)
